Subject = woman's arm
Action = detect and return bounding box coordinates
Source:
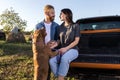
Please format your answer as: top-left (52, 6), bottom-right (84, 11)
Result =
top-left (58, 37), bottom-right (80, 54)
top-left (66, 37), bottom-right (80, 50)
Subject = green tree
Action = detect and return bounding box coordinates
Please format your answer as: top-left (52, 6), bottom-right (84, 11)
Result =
top-left (0, 8), bottom-right (27, 32)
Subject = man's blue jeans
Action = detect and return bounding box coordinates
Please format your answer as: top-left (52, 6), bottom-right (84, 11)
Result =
top-left (49, 49), bottom-right (79, 77)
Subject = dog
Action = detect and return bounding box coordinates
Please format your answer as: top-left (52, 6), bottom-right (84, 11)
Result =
top-left (32, 27), bottom-right (57, 80)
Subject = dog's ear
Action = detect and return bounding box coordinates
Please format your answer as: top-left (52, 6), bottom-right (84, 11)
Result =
top-left (34, 29), bottom-right (40, 34)
top-left (33, 30), bottom-right (38, 37)
top-left (33, 29), bottom-right (42, 40)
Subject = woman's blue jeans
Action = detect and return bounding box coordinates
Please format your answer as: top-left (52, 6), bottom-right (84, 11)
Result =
top-left (49, 49), bottom-right (79, 77)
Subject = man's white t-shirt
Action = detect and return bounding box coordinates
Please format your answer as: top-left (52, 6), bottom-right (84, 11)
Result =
top-left (44, 22), bottom-right (52, 44)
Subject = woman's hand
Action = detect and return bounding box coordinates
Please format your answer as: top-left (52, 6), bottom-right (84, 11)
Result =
top-left (58, 47), bottom-right (68, 54)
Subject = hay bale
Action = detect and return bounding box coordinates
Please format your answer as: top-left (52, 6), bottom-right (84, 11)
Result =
top-left (6, 32), bottom-right (26, 43)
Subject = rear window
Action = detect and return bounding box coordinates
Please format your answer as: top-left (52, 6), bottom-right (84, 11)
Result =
top-left (79, 21), bottom-right (120, 30)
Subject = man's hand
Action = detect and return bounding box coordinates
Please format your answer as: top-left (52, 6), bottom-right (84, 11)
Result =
top-left (47, 40), bottom-right (58, 49)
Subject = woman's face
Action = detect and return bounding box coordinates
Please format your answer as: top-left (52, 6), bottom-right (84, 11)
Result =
top-left (59, 12), bottom-right (66, 21)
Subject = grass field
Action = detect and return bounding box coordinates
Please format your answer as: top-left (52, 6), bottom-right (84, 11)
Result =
top-left (0, 40), bottom-right (33, 80)
top-left (0, 40), bottom-right (76, 80)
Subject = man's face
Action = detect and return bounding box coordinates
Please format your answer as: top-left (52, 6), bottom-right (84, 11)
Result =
top-left (45, 9), bottom-right (55, 21)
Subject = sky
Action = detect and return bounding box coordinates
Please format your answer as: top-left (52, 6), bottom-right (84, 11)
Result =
top-left (0, 0), bottom-right (120, 31)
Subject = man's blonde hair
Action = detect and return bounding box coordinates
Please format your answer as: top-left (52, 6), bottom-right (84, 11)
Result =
top-left (44, 5), bottom-right (54, 13)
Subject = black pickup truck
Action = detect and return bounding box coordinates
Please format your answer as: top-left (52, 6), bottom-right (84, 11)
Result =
top-left (68, 16), bottom-right (120, 79)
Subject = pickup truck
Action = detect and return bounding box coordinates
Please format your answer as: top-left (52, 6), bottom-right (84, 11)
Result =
top-left (68, 16), bottom-right (120, 79)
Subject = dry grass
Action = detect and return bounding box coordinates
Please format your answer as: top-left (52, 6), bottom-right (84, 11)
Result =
top-left (0, 40), bottom-right (33, 80)
top-left (0, 40), bottom-right (76, 80)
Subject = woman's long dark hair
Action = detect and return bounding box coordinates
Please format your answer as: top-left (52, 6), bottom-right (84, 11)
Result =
top-left (61, 8), bottom-right (74, 24)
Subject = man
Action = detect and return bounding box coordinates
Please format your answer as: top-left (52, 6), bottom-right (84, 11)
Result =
top-left (35, 4), bottom-right (59, 44)
top-left (34, 5), bottom-right (59, 80)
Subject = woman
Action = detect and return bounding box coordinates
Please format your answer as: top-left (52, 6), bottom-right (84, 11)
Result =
top-left (49, 8), bottom-right (80, 80)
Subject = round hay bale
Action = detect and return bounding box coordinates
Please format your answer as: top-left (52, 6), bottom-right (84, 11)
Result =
top-left (6, 32), bottom-right (26, 43)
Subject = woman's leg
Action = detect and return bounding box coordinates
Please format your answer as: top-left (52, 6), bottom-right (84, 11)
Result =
top-left (49, 55), bottom-right (59, 77)
top-left (58, 49), bottom-right (78, 77)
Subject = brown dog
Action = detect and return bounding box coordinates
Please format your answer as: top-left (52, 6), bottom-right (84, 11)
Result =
top-left (32, 28), bottom-right (57, 80)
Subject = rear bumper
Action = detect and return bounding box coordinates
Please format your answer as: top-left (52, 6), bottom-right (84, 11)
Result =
top-left (70, 62), bottom-right (120, 69)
